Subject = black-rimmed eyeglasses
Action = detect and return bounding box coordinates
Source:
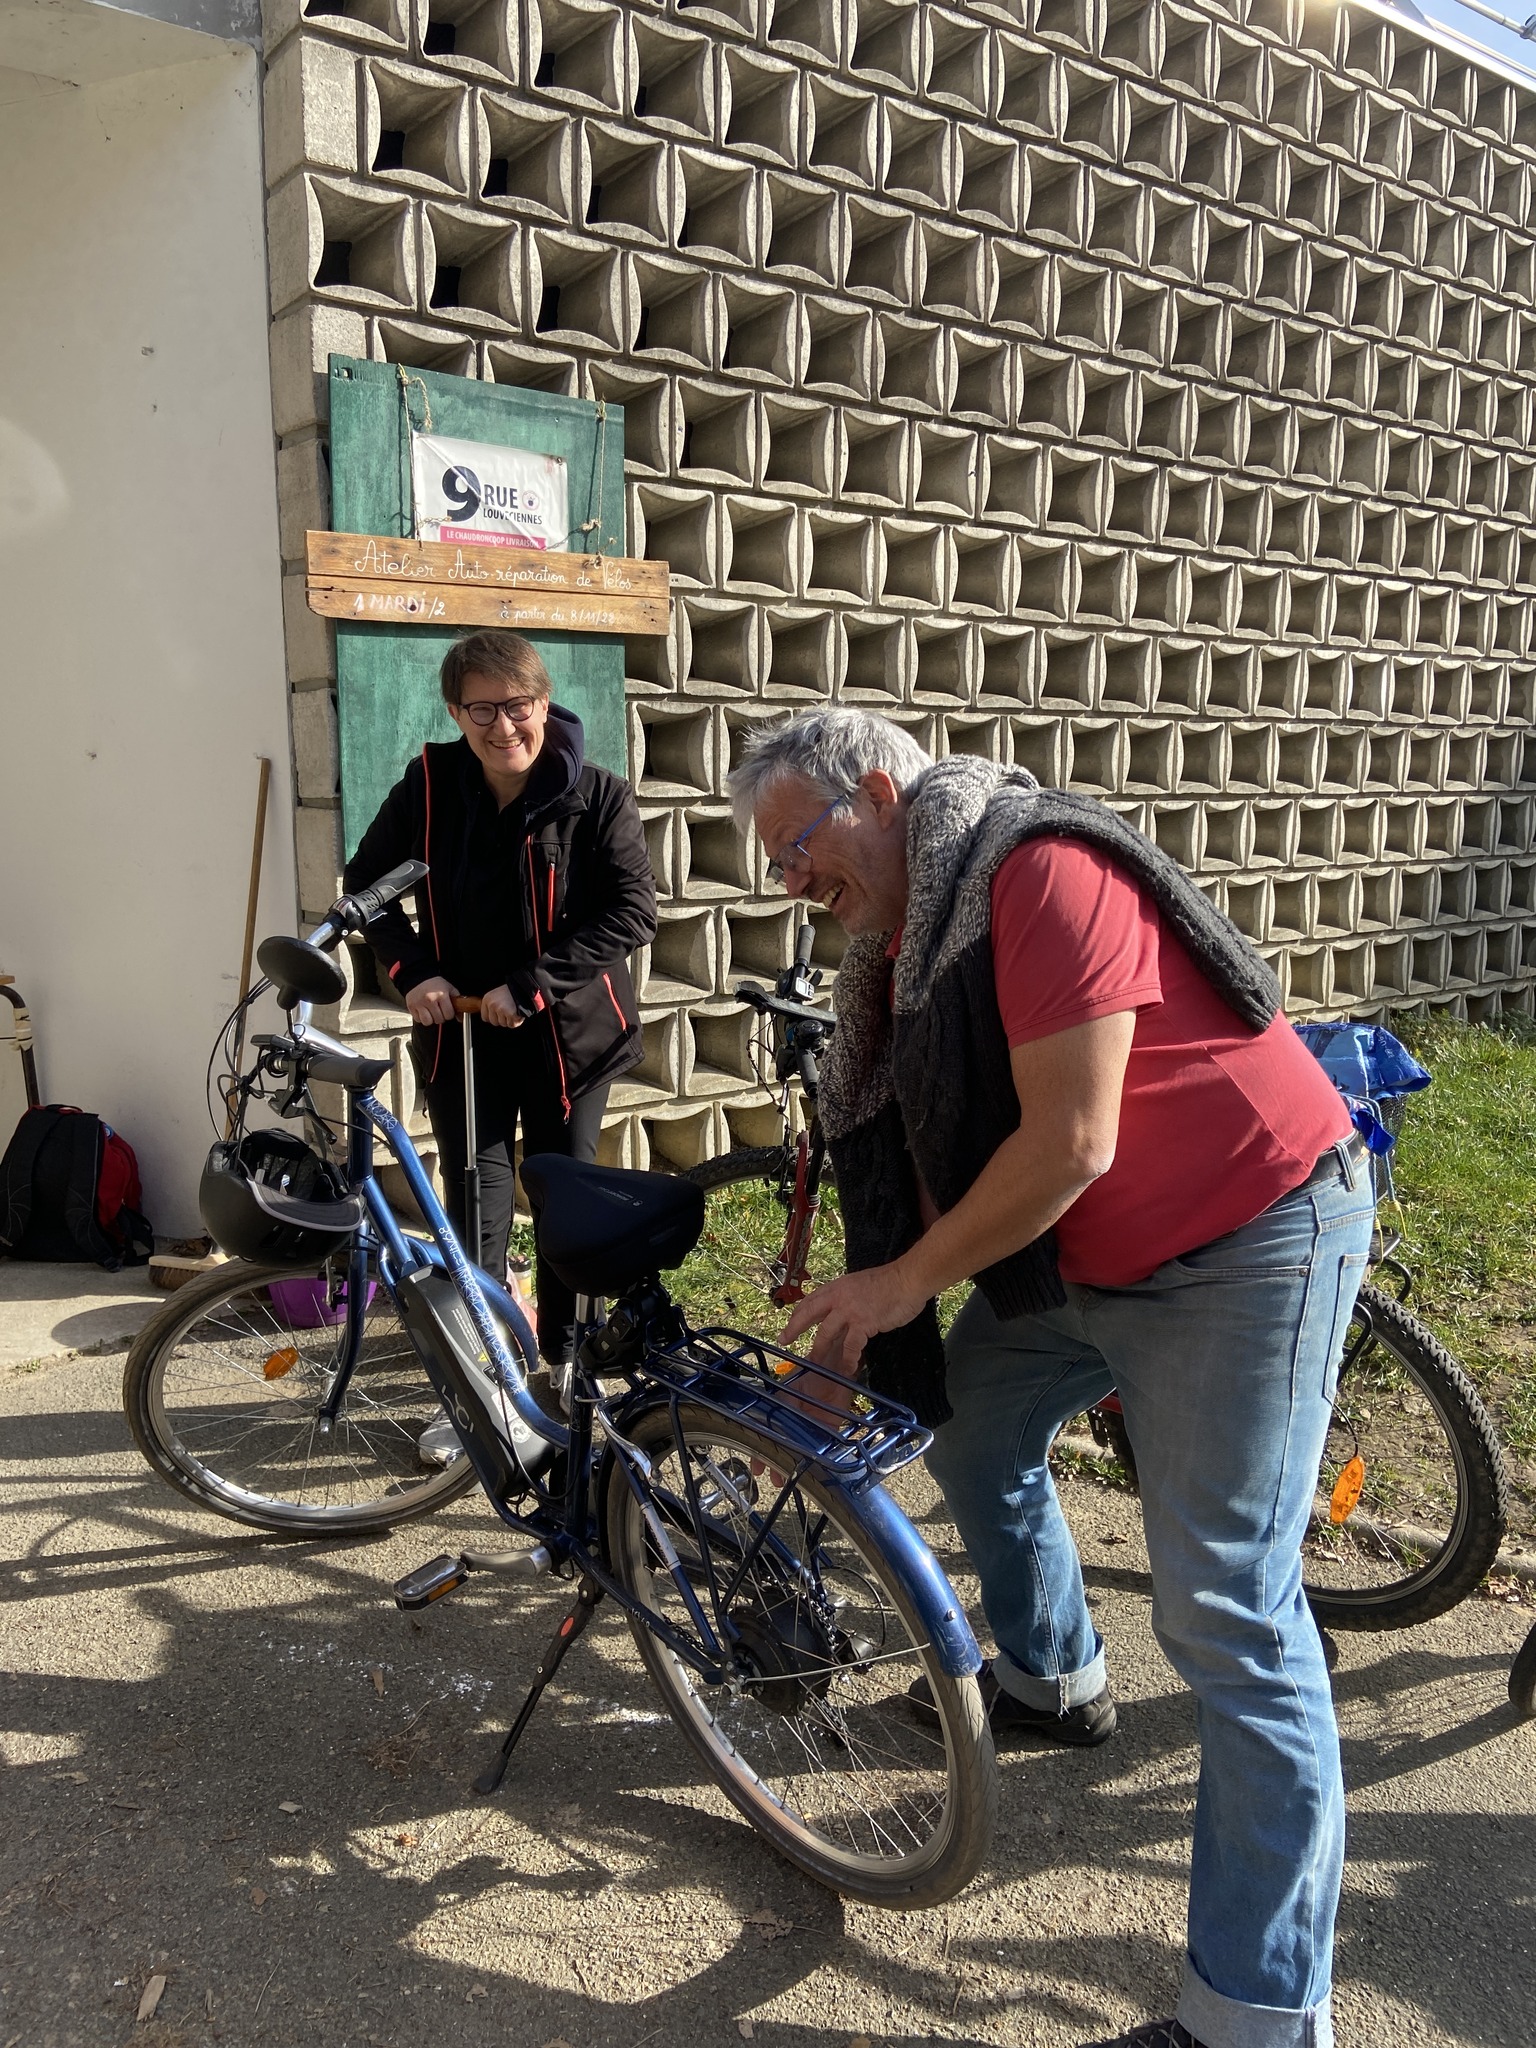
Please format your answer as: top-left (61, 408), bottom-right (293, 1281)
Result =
top-left (459, 698), bottom-right (540, 728)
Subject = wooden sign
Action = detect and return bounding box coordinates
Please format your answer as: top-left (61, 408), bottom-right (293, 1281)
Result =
top-left (306, 531), bottom-right (670, 636)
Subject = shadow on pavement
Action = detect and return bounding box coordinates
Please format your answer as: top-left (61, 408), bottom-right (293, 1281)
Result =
top-left (1, 1372), bottom-right (1532, 2047)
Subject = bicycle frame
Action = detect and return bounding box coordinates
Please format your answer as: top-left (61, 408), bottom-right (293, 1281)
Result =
top-left (195, 871), bottom-right (988, 1835)
top-left (769, 1127), bottom-right (826, 1307)
top-left (312, 1076), bottom-right (981, 1687)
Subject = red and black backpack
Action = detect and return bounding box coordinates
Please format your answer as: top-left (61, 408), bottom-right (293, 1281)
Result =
top-left (0, 1105), bottom-right (154, 1270)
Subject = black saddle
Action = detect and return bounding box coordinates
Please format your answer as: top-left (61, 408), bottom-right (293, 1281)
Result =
top-left (520, 1155), bottom-right (705, 1296)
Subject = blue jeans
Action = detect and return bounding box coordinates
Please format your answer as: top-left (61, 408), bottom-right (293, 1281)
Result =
top-left (927, 1148), bottom-right (1374, 2048)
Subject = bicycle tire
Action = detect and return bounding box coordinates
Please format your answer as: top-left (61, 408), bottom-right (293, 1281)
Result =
top-left (124, 1256), bottom-right (477, 1535)
top-left (1304, 1284), bottom-right (1508, 1631)
top-left (1509, 1618), bottom-right (1536, 1719)
top-left (606, 1400), bottom-right (996, 1908)
top-left (684, 1146), bottom-right (787, 1195)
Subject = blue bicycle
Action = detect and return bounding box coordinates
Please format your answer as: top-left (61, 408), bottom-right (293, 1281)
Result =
top-left (124, 863), bottom-right (996, 1905)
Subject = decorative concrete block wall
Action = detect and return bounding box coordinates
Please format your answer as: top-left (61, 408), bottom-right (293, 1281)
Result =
top-left (262, 0), bottom-right (1536, 1170)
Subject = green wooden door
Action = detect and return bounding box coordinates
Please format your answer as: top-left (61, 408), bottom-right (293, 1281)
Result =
top-left (329, 357), bottom-right (628, 857)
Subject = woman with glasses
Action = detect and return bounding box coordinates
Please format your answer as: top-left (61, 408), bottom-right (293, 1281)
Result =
top-left (344, 630), bottom-right (657, 1411)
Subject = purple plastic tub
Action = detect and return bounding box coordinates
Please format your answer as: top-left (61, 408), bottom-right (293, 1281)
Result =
top-left (266, 1274), bottom-right (376, 1329)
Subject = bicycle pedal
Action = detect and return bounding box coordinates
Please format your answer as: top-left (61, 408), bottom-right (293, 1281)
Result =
top-left (393, 1554), bottom-right (471, 1610)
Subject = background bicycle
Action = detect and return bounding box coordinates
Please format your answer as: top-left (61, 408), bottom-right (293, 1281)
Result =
top-left (124, 866), bottom-right (996, 1907)
top-left (679, 935), bottom-right (1509, 1635)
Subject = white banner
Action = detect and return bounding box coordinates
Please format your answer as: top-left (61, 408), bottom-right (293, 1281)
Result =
top-left (410, 434), bottom-right (569, 551)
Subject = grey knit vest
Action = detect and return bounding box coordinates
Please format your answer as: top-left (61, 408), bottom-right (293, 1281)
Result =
top-left (818, 759), bottom-right (1282, 1427)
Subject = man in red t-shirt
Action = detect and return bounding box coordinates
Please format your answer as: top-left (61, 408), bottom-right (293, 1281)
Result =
top-left (731, 708), bottom-right (1375, 2048)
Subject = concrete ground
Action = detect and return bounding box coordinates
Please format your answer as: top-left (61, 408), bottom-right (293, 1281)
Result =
top-left (1, 1298), bottom-right (1533, 2048)
top-left (0, 1260), bottom-right (162, 1370)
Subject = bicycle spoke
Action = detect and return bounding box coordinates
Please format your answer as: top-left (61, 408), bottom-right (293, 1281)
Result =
top-left (136, 1262), bottom-right (463, 1527)
top-left (615, 1413), bottom-right (964, 1878)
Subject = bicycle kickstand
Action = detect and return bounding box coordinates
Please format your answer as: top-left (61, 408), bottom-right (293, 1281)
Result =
top-left (474, 1573), bottom-right (604, 1797)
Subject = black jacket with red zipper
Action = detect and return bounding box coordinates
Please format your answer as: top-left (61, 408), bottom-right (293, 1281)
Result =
top-left (342, 709), bottom-right (657, 1107)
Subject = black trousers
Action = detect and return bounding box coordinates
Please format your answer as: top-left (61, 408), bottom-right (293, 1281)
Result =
top-left (421, 1025), bottom-right (608, 1364)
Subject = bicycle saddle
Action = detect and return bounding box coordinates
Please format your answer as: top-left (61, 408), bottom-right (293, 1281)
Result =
top-left (520, 1155), bottom-right (705, 1296)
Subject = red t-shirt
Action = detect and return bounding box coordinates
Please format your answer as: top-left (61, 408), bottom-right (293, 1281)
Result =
top-left (986, 838), bottom-right (1352, 1287)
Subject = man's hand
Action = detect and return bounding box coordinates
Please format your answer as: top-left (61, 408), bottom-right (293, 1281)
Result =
top-left (480, 983), bottom-right (524, 1030)
top-left (406, 975), bottom-right (459, 1027)
top-left (781, 1013), bottom-right (1138, 1389)
top-left (780, 1261), bottom-right (928, 1377)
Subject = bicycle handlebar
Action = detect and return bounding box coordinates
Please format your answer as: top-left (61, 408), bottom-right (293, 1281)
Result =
top-left (735, 982), bottom-right (836, 1032)
top-left (794, 919), bottom-right (816, 970)
top-left (338, 859), bottom-right (429, 935)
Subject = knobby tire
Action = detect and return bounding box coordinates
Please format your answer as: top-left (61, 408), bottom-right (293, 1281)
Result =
top-left (1304, 1283), bottom-right (1508, 1631)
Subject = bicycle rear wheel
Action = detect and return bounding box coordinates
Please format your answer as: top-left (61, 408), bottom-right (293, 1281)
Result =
top-left (124, 1255), bottom-right (477, 1534)
top-left (606, 1401), bottom-right (995, 1908)
top-left (1304, 1284), bottom-right (1507, 1630)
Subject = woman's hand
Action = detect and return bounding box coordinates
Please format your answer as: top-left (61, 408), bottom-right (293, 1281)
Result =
top-left (779, 1262), bottom-right (929, 1377)
top-left (480, 983), bottom-right (524, 1029)
top-left (406, 976), bottom-right (459, 1027)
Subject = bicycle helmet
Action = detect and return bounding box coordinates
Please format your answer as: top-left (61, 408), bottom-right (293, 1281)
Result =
top-left (199, 1127), bottom-right (363, 1266)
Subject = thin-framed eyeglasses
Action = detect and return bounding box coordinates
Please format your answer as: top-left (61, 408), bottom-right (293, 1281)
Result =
top-left (459, 697), bottom-right (540, 728)
top-left (766, 794), bottom-right (849, 884)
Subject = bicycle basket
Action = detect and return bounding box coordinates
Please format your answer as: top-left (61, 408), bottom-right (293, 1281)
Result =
top-left (199, 1127), bottom-right (362, 1267)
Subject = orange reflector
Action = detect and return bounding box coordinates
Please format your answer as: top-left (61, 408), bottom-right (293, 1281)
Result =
top-left (264, 1347), bottom-right (300, 1381)
top-left (770, 1359), bottom-right (797, 1378)
top-left (1330, 1455), bottom-right (1366, 1525)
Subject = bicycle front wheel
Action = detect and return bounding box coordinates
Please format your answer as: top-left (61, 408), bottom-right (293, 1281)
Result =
top-left (606, 1401), bottom-right (995, 1908)
top-left (1304, 1284), bottom-right (1507, 1630)
top-left (124, 1256), bottom-right (476, 1534)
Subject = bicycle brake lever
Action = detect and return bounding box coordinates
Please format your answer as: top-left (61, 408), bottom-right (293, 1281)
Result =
top-left (274, 1076), bottom-right (307, 1119)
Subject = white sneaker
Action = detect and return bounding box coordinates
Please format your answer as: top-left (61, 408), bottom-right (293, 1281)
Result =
top-left (417, 1408), bottom-right (466, 1468)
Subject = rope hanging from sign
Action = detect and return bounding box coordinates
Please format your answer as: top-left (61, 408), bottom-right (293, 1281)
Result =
top-left (395, 367), bottom-right (435, 536)
top-left (579, 399), bottom-right (607, 551)
top-left (395, 365), bottom-right (434, 435)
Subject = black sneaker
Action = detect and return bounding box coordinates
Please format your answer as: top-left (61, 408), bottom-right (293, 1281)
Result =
top-left (1080, 2023), bottom-right (1205, 2048)
top-left (908, 1664), bottom-right (1117, 1747)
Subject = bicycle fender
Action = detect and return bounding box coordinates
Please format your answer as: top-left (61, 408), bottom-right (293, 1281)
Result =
top-left (844, 1479), bottom-right (982, 1679)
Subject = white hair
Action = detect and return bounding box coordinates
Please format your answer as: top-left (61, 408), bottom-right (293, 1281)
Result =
top-left (727, 707), bottom-right (932, 833)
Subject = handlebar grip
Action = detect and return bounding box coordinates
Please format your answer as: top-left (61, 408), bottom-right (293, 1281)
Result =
top-left (342, 859), bottom-right (429, 931)
top-left (453, 996), bottom-right (482, 1016)
top-left (794, 919), bottom-right (816, 969)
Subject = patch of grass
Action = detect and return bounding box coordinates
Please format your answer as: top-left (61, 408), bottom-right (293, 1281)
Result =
top-left (1384, 1017), bottom-right (1536, 1530)
top-left (671, 1174), bottom-right (971, 1347)
top-left (672, 1176), bottom-right (848, 1343)
top-left (1386, 1025), bottom-right (1536, 1391)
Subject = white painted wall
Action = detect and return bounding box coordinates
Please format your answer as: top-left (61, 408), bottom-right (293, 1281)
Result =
top-left (0, 23), bottom-right (295, 1235)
